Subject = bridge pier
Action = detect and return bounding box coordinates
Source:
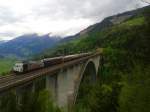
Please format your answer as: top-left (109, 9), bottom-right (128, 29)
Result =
top-left (13, 82), bottom-right (34, 106)
top-left (57, 64), bottom-right (82, 108)
top-left (0, 53), bottom-right (102, 112)
top-left (92, 56), bottom-right (100, 75)
top-left (46, 74), bottom-right (58, 100)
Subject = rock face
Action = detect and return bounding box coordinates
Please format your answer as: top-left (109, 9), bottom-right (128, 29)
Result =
top-left (0, 33), bottom-right (61, 58)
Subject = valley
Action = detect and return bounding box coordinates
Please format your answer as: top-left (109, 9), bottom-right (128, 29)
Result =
top-left (0, 5), bottom-right (149, 112)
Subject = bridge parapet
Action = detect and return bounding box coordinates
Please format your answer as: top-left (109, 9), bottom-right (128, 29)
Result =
top-left (0, 52), bottom-right (102, 111)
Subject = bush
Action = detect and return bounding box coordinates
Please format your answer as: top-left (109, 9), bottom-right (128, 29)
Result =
top-left (0, 90), bottom-right (61, 112)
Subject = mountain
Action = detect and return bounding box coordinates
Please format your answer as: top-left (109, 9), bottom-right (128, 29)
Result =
top-left (0, 33), bottom-right (61, 58)
top-left (0, 40), bottom-right (7, 45)
top-left (0, 41), bottom-right (7, 58)
top-left (37, 5), bottom-right (150, 58)
top-left (0, 41), bottom-right (4, 44)
top-left (61, 5), bottom-right (150, 43)
top-left (36, 6), bottom-right (150, 112)
top-left (1, 6), bottom-right (149, 59)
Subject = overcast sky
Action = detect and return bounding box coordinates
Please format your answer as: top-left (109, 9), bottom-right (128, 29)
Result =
top-left (0, 0), bottom-right (147, 40)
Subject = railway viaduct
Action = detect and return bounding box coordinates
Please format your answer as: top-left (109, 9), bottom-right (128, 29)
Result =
top-left (0, 52), bottom-right (102, 110)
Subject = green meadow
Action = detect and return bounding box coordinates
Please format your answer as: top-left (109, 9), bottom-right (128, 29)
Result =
top-left (0, 58), bottom-right (16, 75)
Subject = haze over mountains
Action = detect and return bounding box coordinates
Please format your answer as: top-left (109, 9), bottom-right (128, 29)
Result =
top-left (39, 5), bottom-right (150, 58)
top-left (0, 5), bottom-right (149, 58)
top-left (60, 5), bottom-right (149, 42)
top-left (0, 34), bottom-right (61, 58)
top-left (0, 40), bottom-right (7, 45)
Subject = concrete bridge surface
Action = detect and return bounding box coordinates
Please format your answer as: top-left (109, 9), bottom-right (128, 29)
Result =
top-left (0, 52), bottom-right (102, 111)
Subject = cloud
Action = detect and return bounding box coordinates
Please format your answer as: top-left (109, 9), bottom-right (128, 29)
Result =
top-left (0, 0), bottom-right (147, 40)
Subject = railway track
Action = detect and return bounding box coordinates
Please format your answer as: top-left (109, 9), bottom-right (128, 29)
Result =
top-left (0, 74), bottom-right (14, 79)
top-left (0, 65), bottom-right (59, 92)
top-left (0, 53), bottom-right (101, 92)
top-left (0, 74), bottom-right (17, 83)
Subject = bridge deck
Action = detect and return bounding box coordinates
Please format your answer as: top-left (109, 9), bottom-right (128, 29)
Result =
top-left (0, 53), bottom-right (101, 93)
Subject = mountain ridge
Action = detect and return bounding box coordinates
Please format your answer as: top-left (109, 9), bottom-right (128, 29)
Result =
top-left (36, 5), bottom-right (150, 59)
top-left (0, 5), bottom-right (149, 59)
top-left (0, 33), bottom-right (61, 58)
top-left (60, 5), bottom-right (150, 43)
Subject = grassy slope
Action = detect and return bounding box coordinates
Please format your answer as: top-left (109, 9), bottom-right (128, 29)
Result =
top-left (0, 58), bottom-right (15, 75)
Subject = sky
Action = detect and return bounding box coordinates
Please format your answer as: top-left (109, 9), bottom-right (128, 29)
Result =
top-left (0, 0), bottom-right (147, 40)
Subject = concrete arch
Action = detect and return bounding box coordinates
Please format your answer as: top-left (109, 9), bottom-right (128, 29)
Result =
top-left (49, 55), bottom-right (101, 108)
top-left (74, 60), bottom-right (97, 104)
top-left (80, 60), bottom-right (97, 83)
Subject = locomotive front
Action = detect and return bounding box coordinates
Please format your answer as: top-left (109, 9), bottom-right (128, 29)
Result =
top-left (13, 62), bottom-right (27, 73)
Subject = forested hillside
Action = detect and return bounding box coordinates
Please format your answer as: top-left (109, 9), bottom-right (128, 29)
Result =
top-left (36, 6), bottom-right (150, 112)
top-left (0, 5), bottom-right (149, 112)
top-left (37, 6), bottom-right (149, 59)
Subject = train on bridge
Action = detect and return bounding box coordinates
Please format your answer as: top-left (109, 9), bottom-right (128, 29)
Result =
top-left (13, 53), bottom-right (91, 73)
